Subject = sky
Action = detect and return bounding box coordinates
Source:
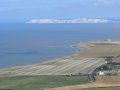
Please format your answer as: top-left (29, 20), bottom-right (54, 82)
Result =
top-left (0, 0), bottom-right (120, 23)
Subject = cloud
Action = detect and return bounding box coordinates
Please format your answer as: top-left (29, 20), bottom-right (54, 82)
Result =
top-left (94, 0), bottom-right (120, 7)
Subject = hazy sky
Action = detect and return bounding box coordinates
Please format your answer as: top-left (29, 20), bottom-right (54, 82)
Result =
top-left (0, 0), bottom-right (120, 23)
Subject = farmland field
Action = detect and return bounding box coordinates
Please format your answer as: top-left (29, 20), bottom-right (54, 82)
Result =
top-left (0, 75), bottom-right (88, 90)
top-left (76, 41), bottom-right (120, 58)
top-left (0, 58), bottom-right (106, 77)
top-left (49, 76), bottom-right (120, 90)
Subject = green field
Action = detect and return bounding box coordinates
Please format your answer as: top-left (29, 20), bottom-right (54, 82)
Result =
top-left (83, 87), bottom-right (120, 90)
top-left (0, 75), bottom-right (88, 90)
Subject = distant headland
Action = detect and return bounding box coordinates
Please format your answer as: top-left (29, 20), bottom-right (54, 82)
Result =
top-left (27, 18), bottom-right (120, 23)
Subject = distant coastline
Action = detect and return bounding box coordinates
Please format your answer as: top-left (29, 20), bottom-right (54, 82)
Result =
top-left (27, 18), bottom-right (116, 23)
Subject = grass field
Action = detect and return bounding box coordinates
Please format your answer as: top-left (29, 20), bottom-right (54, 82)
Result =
top-left (82, 87), bottom-right (120, 90)
top-left (0, 75), bottom-right (88, 90)
top-left (49, 76), bottom-right (120, 90)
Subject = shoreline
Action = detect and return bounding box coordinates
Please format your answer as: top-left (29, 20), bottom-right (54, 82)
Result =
top-left (0, 39), bottom-right (113, 69)
top-left (0, 44), bottom-right (78, 69)
top-left (0, 39), bottom-right (120, 77)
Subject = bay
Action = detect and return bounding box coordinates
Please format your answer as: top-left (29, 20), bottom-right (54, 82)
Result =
top-left (0, 23), bottom-right (120, 67)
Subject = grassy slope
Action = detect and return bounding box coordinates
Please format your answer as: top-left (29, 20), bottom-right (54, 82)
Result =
top-left (83, 76), bottom-right (120, 90)
top-left (0, 75), bottom-right (88, 90)
top-left (48, 76), bottom-right (120, 90)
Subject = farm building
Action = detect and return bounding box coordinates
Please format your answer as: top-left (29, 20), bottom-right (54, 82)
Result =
top-left (98, 70), bottom-right (118, 76)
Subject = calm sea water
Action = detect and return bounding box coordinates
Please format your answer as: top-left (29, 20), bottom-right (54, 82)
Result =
top-left (0, 23), bottom-right (120, 67)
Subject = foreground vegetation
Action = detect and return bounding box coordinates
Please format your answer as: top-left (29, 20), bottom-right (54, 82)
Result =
top-left (82, 87), bottom-right (120, 90)
top-left (0, 75), bottom-right (88, 90)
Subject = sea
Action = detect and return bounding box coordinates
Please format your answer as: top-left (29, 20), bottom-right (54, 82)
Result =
top-left (0, 23), bottom-right (120, 67)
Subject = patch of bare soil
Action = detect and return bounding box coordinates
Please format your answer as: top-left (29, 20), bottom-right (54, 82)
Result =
top-left (113, 57), bottom-right (120, 63)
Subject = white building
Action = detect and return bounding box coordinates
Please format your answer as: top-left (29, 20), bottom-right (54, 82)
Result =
top-left (98, 70), bottom-right (118, 76)
top-left (99, 71), bottom-right (105, 75)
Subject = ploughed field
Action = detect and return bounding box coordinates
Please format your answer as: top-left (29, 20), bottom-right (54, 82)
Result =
top-left (0, 58), bottom-right (106, 77)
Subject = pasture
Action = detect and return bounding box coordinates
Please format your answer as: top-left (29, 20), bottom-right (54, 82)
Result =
top-left (0, 75), bottom-right (88, 90)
